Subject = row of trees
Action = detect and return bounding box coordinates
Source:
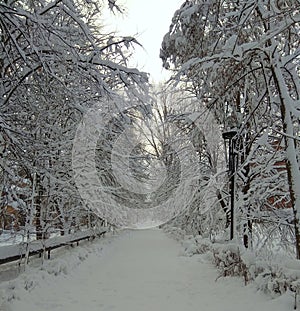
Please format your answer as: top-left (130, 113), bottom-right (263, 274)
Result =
top-left (0, 0), bottom-right (149, 238)
top-left (0, 0), bottom-right (217, 237)
top-left (1, 0), bottom-right (299, 262)
top-left (160, 0), bottom-right (300, 258)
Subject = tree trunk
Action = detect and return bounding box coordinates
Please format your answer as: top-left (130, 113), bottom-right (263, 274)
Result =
top-left (35, 174), bottom-right (43, 240)
top-left (216, 189), bottom-right (230, 228)
top-left (271, 63), bottom-right (300, 259)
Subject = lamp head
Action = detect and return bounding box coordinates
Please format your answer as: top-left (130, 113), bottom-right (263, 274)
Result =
top-left (222, 130), bottom-right (237, 140)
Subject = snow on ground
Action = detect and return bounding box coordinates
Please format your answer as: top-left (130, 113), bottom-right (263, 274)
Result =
top-left (0, 231), bottom-right (35, 247)
top-left (1, 228), bottom-right (294, 311)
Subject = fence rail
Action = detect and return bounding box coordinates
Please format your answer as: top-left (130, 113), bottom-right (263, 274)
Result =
top-left (0, 228), bottom-right (106, 265)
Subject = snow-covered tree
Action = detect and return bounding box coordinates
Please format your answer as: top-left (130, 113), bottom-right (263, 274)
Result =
top-left (161, 0), bottom-right (300, 257)
top-left (0, 0), bottom-right (148, 237)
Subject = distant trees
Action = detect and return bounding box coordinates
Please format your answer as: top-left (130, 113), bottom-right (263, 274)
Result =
top-left (149, 85), bottom-right (225, 233)
top-left (161, 1), bottom-right (300, 258)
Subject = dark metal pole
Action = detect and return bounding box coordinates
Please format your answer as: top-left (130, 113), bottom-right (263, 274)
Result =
top-left (230, 166), bottom-right (235, 240)
top-left (222, 130), bottom-right (237, 241)
top-left (229, 137), bottom-right (235, 240)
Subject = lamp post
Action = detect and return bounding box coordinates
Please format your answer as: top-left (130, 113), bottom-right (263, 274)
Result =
top-left (222, 129), bottom-right (237, 240)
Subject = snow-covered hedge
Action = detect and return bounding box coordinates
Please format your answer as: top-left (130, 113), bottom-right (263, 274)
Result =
top-left (164, 226), bottom-right (300, 307)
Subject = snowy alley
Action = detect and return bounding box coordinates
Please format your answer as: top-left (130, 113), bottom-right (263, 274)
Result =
top-left (2, 2), bottom-right (300, 311)
top-left (3, 229), bottom-right (293, 311)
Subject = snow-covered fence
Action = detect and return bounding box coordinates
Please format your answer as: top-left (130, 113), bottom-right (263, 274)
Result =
top-left (0, 228), bottom-right (106, 265)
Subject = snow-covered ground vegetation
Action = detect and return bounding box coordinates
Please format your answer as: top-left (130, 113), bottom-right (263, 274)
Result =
top-left (163, 225), bottom-right (300, 309)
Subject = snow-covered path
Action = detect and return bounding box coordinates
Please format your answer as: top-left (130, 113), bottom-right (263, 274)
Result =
top-left (9, 229), bottom-right (290, 311)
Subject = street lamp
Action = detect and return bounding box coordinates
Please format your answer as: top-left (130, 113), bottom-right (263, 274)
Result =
top-left (222, 129), bottom-right (237, 240)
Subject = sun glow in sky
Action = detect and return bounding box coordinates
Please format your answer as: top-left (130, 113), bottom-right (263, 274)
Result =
top-left (103, 0), bottom-right (183, 83)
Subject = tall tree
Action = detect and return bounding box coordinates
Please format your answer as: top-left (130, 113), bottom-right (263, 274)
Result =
top-left (160, 0), bottom-right (300, 256)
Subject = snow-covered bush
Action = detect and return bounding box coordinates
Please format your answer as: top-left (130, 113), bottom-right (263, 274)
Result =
top-left (164, 225), bottom-right (300, 306)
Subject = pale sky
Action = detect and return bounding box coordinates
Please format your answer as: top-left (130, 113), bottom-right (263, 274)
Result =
top-left (103, 0), bottom-right (183, 83)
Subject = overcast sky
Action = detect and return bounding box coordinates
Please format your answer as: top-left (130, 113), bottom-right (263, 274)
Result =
top-left (103, 0), bottom-right (183, 83)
